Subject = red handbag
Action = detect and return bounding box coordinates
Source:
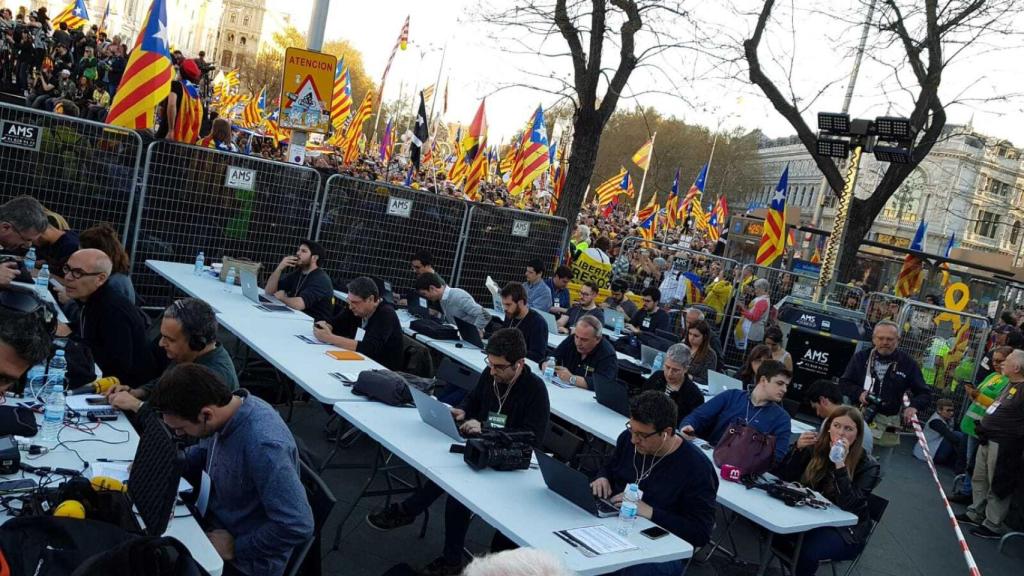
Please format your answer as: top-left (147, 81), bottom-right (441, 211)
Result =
top-left (713, 424), bottom-right (776, 476)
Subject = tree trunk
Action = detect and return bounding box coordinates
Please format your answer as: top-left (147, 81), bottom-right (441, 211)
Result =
top-left (555, 110), bottom-right (604, 229)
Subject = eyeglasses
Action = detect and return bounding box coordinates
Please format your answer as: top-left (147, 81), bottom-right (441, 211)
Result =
top-left (61, 264), bottom-right (103, 280)
top-left (485, 358), bottom-right (515, 372)
top-left (626, 421), bottom-right (660, 440)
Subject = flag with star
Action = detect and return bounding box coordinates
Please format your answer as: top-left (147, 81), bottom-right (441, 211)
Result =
top-left (52, 0), bottom-right (90, 30)
top-left (594, 168), bottom-right (632, 207)
top-left (679, 164), bottom-right (707, 217)
top-left (173, 80), bottom-right (202, 144)
top-left (106, 0), bottom-right (173, 129)
top-left (410, 91), bottom-right (429, 169)
top-left (332, 57), bottom-right (353, 130)
top-left (895, 220), bottom-right (927, 297)
top-left (508, 105), bottom-right (551, 197)
top-left (242, 87), bottom-right (265, 128)
top-left (755, 165), bottom-right (789, 267)
top-left (666, 168), bottom-right (681, 228)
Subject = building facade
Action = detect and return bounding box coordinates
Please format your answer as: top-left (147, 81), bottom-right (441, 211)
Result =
top-left (745, 125), bottom-right (1024, 266)
top-left (211, 0), bottom-right (266, 70)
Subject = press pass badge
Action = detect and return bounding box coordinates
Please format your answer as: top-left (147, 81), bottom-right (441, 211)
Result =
top-left (487, 412), bottom-right (507, 429)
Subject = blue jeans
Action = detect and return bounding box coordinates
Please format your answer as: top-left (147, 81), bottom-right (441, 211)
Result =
top-left (613, 559), bottom-right (686, 576)
top-left (934, 431), bottom-right (966, 473)
top-left (793, 528), bottom-right (863, 576)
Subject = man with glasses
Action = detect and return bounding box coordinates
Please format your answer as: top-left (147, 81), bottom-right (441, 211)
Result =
top-left (367, 329), bottom-right (550, 575)
top-left (545, 315), bottom-right (617, 391)
top-left (313, 277), bottom-right (404, 370)
top-left (642, 344), bottom-right (705, 421)
top-left (0, 289), bottom-right (53, 393)
top-left (591, 391), bottom-right (718, 576)
top-left (0, 195), bottom-right (48, 287)
top-left (63, 249), bottom-right (158, 388)
top-left (556, 281), bottom-right (604, 334)
top-left (497, 282), bottom-right (548, 363)
top-left (627, 287), bottom-right (669, 334)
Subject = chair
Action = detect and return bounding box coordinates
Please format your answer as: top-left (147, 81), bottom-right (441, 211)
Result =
top-left (434, 357), bottom-right (478, 406)
top-left (772, 493), bottom-right (888, 576)
top-left (544, 421), bottom-right (584, 466)
top-left (401, 334), bottom-right (434, 378)
top-left (285, 459), bottom-right (338, 576)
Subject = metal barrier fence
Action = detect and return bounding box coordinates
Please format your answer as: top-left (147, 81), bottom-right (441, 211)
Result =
top-left (315, 175), bottom-right (469, 296)
top-left (0, 102), bottom-right (142, 235)
top-left (825, 283), bottom-right (866, 310)
top-left (454, 205), bottom-right (570, 305)
top-left (129, 141), bottom-right (321, 308)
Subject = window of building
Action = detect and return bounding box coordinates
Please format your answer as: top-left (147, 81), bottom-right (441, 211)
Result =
top-left (220, 50), bottom-right (233, 67)
top-left (244, 15), bottom-right (250, 26)
top-left (230, 13), bottom-right (236, 24)
top-left (974, 210), bottom-right (1001, 239)
top-left (1012, 221), bottom-right (1022, 246)
top-left (990, 179), bottom-right (1012, 197)
top-left (240, 36), bottom-right (246, 46)
top-left (227, 33), bottom-right (234, 43)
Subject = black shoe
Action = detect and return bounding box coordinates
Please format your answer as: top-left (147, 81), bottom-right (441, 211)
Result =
top-left (970, 525), bottom-right (1002, 540)
top-left (954, 513), bottom-right (979, 527)
top-left (420, 557), bottom-right (463, 576)
top-left (948, 493), bottom-right (973, 505)
top-left (366, 503), bottom-right (416, 531)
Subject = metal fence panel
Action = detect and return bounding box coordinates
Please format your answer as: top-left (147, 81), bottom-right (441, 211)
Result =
top-left (130, 141), bottom-right (321, 308)
top-left (455, 205), bottom-right (569, 305)
top-left (0, 102), bottom-right (142, 234)
top-left (825, 283), bottom-right (866, 310)
top-left (315, 175), bottom-right (469, 296)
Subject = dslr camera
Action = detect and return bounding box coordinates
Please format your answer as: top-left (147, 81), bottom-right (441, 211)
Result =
top-left (463, 430), bottom-right (534, 471)
top-left (861, 393), bottom-right (884, 424)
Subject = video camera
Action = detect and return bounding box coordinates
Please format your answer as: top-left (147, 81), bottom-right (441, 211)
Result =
top-left (463, 429), bottom-right (534, 471)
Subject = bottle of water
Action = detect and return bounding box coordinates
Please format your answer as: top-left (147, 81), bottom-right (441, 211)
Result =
top-left (829, 440), bottom-right (847, 464)
top-left (23, 247), bottom-right (36, 272)
top-left (46, 350), bottom-right (67, 394)
top-left (544, 357), bottom-right (556, 382)
top-left (193, 251), bottom-right (205, 276)
top-left (614, 315), bottom-right (624, 335)
top-left (224, 266), bottom-right (237, 292)
top-left (41, 384), bottom-right (66, 446)
top-left (617, 483), bottom-right (641, 536)
top-left (652, 352), bottom-right (665, 373)
top-left (35, 264), bottom-right (50, 288)
top-left (25, 363), bottom-right (47, 399)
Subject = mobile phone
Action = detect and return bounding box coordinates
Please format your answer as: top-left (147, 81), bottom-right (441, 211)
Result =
top-left (640, 526), bottom-right (669, 540)
top-left (86, 396), bottom-right (108, 405)
top-left (0, 478), bottom-right (37, 492)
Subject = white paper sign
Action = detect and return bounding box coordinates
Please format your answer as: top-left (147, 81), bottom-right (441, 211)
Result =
top-left (512, 220), bottom-right (531, 238)
top-left (387, 196), bottom-right (413, 218)
top-left (224, 166), bottom-right (256, 191)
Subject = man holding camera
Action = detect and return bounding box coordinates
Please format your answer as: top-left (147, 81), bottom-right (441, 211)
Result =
top-left (366, 329), bottom-right (550, 576)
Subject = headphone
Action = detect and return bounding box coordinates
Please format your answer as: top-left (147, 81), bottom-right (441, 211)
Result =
top-left (172, 299), bottom-right (216, 351)
top-left (0, 288), bottom-right (57, 335)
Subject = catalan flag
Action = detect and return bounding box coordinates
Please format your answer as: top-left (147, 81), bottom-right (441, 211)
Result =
top-left (755, 165), bottom-right (789, 267)
top-left (632, 137), bottom-right (654, 171)
top-left (242, 87), bottom-right (265, 128)
top-left (379, 119), bottom-right (394, 165)
top-left (666, 169), bottom-right (680, 228)
top-left (713, 195), bottom-right (729, 226)
top-left (343, 93), bottom-right (374, 164)
top-left (52, 0), bottom-right (90, 30)
top-left (692, 202), bottom-right (710, 235)
top-left (98, 3), bottom-right (110, 35)
top-left (223, 69), bottom-right (240, 88)
top-left (106, 0), bottom-right (173, 130)
top-left (680, 164), bottom-right (708, 215)
top-left (940, 233), bottom-right (956, 286)
top-left (508, 105), bottom-right (551, 197)
top-left (639, 210), bottom-right (657, 243)
top-left (895, 220), bottom-right (927, 297)
top-left (447, 127), bottom-right (466, 184)
top-left (462, 100), bottom-right (488, 200)
top-left (594, 168), bottom-right (632, 207)
top-left (219, 93), bottom-right (245, 117)
top-left (332, 58), bottom-right (353, 130)
top-left (499, 145), bottom-right (516, 177)
top-left (173, 80), bottom-right (203, 144)
top-left (550, 145), bottom-right (568, 215)
top-left (707, 208), bottom-right (721, 243)
top-left (636, 195), bottom-right (658, 223)
top-left (264, 118), bottom-right (291, 145)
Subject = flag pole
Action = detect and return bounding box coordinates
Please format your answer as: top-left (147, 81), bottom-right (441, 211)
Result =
top-left (704, 130), bottom-right (720, 196)
top-left (633, 131), bottom-right (656, 218)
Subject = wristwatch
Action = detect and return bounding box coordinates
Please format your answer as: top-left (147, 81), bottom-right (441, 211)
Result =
top-left (569, 375), bottom-right (578, 387)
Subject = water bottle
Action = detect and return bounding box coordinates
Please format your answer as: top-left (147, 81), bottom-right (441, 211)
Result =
top-left (25, 363), bottom-right (47, 399)
top-left (224, 266), bottom-right (236, 293)
top-left (617, 483), bottom-right (641, 536)
top-left (23, 247), bottom-right (36, 272)
top-left (614, 315), bottom-right (624, 335)
top-left (544, 357), bottom-right (556, 382)
top-left (41, 384), bottom-right (66, 446)
top-left (829, 440), bottom-right (847, 464)
top-left (193, 251), bottom-right (205, 276)
top-left (652, 352), bottom-right (665, 373)
top-left (35, 264), bottom-right (50, 288)
top-left (46, 349), bottom-right (67, 392)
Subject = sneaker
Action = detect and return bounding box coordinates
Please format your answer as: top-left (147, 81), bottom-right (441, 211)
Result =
top-left (948, 493), bottom-right (973, 505)
top-left (420, 557), bottom-right (464, 576)
top-left (366, 503), bottom-right (416, 531)
top-left (954, 513), bottom-right (979, 527)
top-left (970, 525), bottom-right (1002, 540)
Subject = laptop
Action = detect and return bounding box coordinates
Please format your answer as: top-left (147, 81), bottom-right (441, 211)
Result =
top-left (239, 270), bottom-right (290, 312)
top-left (535, 451), bottom-right (619, 518)
top-left (594, 378), bottom-right (630, 417)
top-left (707, 370), bottom-right (743, 396)
top-left (409, 386), bottom-right (465, 442)
top-left (454, 316), bottom-right (485, 348)
top-left (639, 344), bottom-right (661, 369)
top-left (603, 309), bottom-right (624, 332)
top-left (537, 310), bottom-right (559, 334)
top-left (406, 295), bottom-right (433, 320)
top-left (492, 293), bottom-right (504, 317)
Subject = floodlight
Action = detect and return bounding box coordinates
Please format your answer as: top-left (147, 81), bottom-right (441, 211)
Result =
top-left (818, 112), bottom-right (851, 134)
top-left (874, 116), bottom-right (913, 140)
top-left (873, 145), bottom-right (912, 164)
top-left (816, 136), bottom-right (850, 159)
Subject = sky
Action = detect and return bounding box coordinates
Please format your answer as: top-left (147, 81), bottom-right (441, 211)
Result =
top-left (265, 0), bottom-right (1024, 147)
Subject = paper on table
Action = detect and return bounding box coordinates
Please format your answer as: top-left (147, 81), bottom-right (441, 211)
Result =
top-left (556, 525), bottom-right (638, 556)
top-left (550, 376), bottom-right (575, 389)
top-left (88, 462), bottom-right (193, 493)
top-left (295, 334), bottom-right (330, 345)
top-left (66, 394), bottom-right (112, 412)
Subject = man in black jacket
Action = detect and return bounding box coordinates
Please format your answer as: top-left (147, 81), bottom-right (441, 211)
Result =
top-left (366, 329), bottom-right (550, 576)
top-left (496, 282), bottom-right (548, 362)
top-left (839, 320), bottom-right (930, 424)
top-left (314, 277), bottom-right (403, 371)
top-left (1, 195), bottom-right (48, 287)
top-left (264, 239), bottom-right (334, 322)
top-left (546, 315), bottom-right (617, 391)
top-left (628, 287), bottom-right (669, 334)
top-left (63, 249), bottom-right (158, 388)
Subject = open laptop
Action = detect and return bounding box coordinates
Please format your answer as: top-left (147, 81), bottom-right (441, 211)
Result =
top-left (454, 316), bottom-right (485, 348)
top-left (535, 451), bottom-right (619, 518)
top-left (639, 344), bottom-right (661, 369)
top-left (406, 295), bottom-right (433, 320)
top-left (409, 386), bottom-right (464, 442)
top-left (536, 310), bottom-right (559, 334)
top-left (603, 308), bottom-right (624, 332)
top-left (708, 370), bottom-right (744, 396)
top-left (239, 270), bottom-right (290, 312)
top-left (594, 378), bottom-right (630, 417)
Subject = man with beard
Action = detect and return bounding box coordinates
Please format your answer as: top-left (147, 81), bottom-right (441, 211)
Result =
top-left (264, 240), bottom-right (334, 322)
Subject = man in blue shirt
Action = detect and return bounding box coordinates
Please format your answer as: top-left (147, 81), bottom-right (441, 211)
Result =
top-left (150, 364), bottom-right (313, 576)
top-left (680, 360), bottom-right (793, 463)
top-left (523, 258), bottom-right (553, 312)
top-left (545, 265), bottom-right (572, 315)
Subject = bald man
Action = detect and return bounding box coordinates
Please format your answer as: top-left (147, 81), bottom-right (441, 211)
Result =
top-left (65, 249), bottom-right (158, 387)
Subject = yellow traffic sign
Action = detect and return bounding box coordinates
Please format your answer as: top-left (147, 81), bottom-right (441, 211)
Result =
top-left (279, 47), bottom-right (337, 133)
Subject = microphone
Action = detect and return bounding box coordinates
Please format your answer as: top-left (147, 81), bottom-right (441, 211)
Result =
top-left (69, 376), bottom-right (121, 396)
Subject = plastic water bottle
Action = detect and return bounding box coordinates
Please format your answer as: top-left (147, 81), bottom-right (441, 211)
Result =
top-left (46, 350), bottom-right (67, 393)
top-left (193, 251), bottom-right (205, 276)
top-left (41, 385), bottom-right (66, 446)
top-left (544, 357), bottom-right (556, 382)
top-left (652, 352), bottom-right (665, 372)
top-left (614, 315), bottom-right (624, 335)
top-left (25, 363), bottom-right (47, 399)
top-left (35, 264), bottom-right (50, 288)
top-left (224, 266), bottom-right (236, 293)
top-left (617, 483), bottom-right (641, 536)
top-left (829, 440), bottom-right (847, 464)
top-left (23, 247), bottom-right (36, 272)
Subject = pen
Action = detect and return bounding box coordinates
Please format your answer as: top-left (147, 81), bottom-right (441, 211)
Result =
top-left (96, 458), bottom-right (133, 463)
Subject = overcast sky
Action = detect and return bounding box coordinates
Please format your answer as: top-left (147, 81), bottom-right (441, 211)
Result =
top-left (266, 0), bottom-right (1024, 146)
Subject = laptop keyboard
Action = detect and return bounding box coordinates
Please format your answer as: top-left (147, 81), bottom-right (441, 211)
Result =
top-left (596, 498), bottom-right (619, 515)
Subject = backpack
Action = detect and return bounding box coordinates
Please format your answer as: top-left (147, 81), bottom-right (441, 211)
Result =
top-left (410, 318), bottom-right (459, 340)
top-left (352, 370), bottom-right (433, 406)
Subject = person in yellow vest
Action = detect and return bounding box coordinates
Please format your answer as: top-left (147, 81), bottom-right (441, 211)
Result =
top-left (702, 261), bottom-right (733, 325)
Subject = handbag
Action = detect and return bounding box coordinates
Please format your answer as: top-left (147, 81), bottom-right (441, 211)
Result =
top-left (218, 256), bottom-right (261, 285)
top-left (410, 318), bottom-right (459, 341)
top-left (713, 423), bottom-right (776, 476)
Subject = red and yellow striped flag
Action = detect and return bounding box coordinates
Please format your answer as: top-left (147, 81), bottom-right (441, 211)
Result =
top-left (332, 58), bottom-right (352, 130)
top-left (172, 81), bottom-right (203, 144)
top-left (507, 106), bottom-right (550, 197)
top-left (594, 168), bottom-right (631, 207)
top-left (52, 0), bottom-right (90, 31)
top-left (342, 93), bottom-right (374, 164)
top-left (755, 166), bottom-right (789, 267)
top-left (106, 0), bottom-right (173, 130)
top-left (241, 88), bottom-right (265, 128)
top-left (631, 137), bottom-right (653, 171)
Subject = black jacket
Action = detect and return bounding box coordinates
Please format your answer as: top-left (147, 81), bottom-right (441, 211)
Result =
top-left (643, 371), bottom-right (705, 421)
top-left (501, 309), bottom-right (549, 363)
top-left (839, 348), bottom-right (930, 417)
top-left (774, 446), bottom-right (882, 544)
top-left (460, 365), bottom-right (550, 447)
top-left (553, 335), bottom-right (618, 391)
top-left (78, 282), bottom-right (159, 388)
top-left (330, 302), bottom-right (404, 371)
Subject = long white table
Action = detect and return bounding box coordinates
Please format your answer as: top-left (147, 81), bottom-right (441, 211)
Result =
top-left (0, 410), bottom-right (223, 575)
top-left (147, 261), bottom-right (379, 404)
top-left (333, 402), bottom-right (692, 575)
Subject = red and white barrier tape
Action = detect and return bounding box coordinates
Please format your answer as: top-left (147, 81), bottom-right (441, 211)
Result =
top-left (902, 393), bottom-right (982, 576)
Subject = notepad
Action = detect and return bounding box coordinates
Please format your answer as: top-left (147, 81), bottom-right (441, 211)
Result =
top-left (554, 525), bottom-right (638, 556)
top-left (325, 350), bottom-right (364, 361)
